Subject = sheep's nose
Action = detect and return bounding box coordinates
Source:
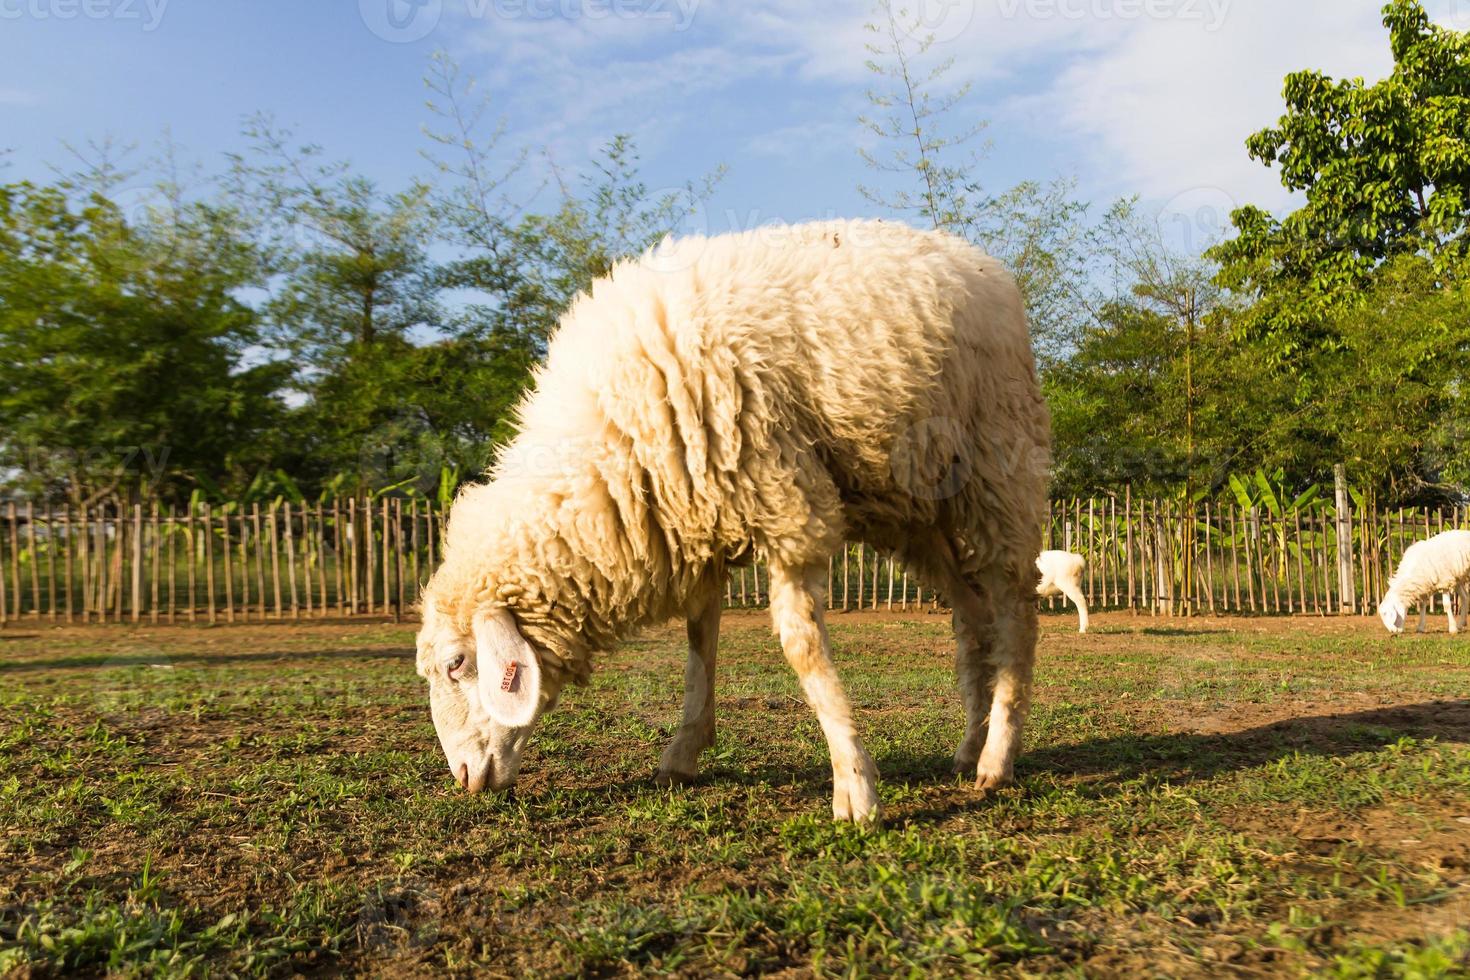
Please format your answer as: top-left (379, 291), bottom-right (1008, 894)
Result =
top-left (455, 762), bottom-right (469, 790)
top-left (465, 760), bottom-right (491, 794)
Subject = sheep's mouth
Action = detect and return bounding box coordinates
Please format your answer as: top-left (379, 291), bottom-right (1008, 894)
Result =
top-left (454, 758), bottom-right (496, 793)
top-left (453, 754), bottom-right (524, 793)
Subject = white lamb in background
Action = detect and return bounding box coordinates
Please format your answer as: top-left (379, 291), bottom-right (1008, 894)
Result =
top-left (414, 219), bottom-right (1052, 824)
top-left (1036, 550), bottom-right (1089, 633)
top-left (1377, 529), bottom-right (1470, 634)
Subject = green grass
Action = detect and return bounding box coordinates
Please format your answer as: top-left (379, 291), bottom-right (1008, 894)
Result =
top-left (1, 612), bottom-right (1468, 976)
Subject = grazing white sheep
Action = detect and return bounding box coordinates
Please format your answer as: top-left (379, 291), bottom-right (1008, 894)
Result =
top-left (1037, 550), bottom-right (1089, 633)
top-left (414, 219), bottom-right (1051, 823)
top-left (1378, 529), bottom-right (1470, 634)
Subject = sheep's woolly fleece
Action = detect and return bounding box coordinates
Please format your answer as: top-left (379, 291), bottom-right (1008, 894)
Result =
top-left (1035, 550), bottom-right (1085, 597)
top-left (420, 219), bottom-right (1052, 685)
top-left (1382, 529), bottom-right (1470, 607)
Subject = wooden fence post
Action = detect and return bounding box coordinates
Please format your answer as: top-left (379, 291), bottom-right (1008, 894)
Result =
top-left (148, 503), bottom-right (160, 625)
top-left (224, 508), bottom-right (237, 624)
top-left (7, 502), bottom-right (20, 619)
top-left (0, 506), bottom-right (7, 627)
top-left (131, 503), bottom-right (143, 624)
top-left (393, 498), bottom-right (405, 622)
top-left (203, 504), bottom-right (217, 624)
top-left (62, 505), bottom-right (74, 624)
top-left (183, 505), bottom-right (196, 623)
top-left (27, 501), bottom-right (41, 620)
top-left (317, 502), bottom-right (329, 615)
top-left (1125, 485), bottom-right (1135, 613)
top-left (1333, 464), bottom-right (1354, 614)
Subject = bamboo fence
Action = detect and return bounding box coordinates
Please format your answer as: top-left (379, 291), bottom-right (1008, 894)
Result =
top-left (0, 494), bottom-right (1457, 624)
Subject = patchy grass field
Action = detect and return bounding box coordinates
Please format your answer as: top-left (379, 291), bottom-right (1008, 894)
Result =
top-left (1, 611), bottom-right (1468, 977)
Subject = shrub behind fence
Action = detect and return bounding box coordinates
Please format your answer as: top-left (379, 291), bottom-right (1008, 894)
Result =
top-left (0, 494), bottom-right (1453, 624)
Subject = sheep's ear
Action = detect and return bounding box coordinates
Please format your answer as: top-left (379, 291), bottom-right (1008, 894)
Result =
top-left (472, 608), bottom-right (542, 728)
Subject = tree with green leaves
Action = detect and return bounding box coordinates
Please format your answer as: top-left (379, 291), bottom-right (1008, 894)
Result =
top-left (0, 181), bottom-right (288, 505)
top-left (229, 115), bottom-right (441, 364)
top-left (227, 116), bottom-right (461, 493)
top-left (1209, 0), bottom-right (1470, 363)
top-left (1044, 199), bottom-right (1253, 497)
top-left (1311, 255), bottom-right (1470, 501)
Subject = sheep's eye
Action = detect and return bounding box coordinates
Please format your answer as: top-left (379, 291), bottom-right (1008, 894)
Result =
top-left (446, 654), bottom-right (466, 680)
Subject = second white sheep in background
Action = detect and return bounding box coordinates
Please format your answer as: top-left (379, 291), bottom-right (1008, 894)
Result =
top-left (1377, 529), bottom-right (1470, 634)
top-left (1037, 550), bottom-right (1089, 633)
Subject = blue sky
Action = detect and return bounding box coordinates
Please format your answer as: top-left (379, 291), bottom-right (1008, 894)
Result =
top-left (3, 0), bottom-right (1468, 253)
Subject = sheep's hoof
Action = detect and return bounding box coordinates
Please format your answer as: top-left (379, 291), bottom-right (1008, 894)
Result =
top-left (832, 793), bottom-right (882, 825)
top-left (952, 735), bottom-right (983, 776)
top-left (831, 775), bottom-right (882, 825)
top-left (973, 770), bottom-right (1014, 796)
top-left (653, 768), bottom-right (696, 787)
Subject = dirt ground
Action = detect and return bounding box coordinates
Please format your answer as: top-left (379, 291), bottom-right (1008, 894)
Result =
top-left (1, 611), bottom-right (1468, 976)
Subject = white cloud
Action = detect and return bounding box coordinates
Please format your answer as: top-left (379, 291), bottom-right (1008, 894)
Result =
top-left (441, 0), bottom-right (1464, 224)
top-left (0, 88), bottom-right (39, 106)
top-left (444, 5), bottom-right (798, 163)
top-left (723, 0), bottom-right (1442, 216)
top-left (1012, 1), bottom-right (1412, 217)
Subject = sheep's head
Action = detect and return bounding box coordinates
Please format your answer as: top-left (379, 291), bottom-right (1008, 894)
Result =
top-left (1377, 595), bottom-right (1407, 634)
top-left (415, 603), bottom-right (562, 792)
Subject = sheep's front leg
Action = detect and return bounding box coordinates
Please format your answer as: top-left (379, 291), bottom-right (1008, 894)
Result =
top-left (1446, 593), bottom-right (1459, 635)
top-left (768, 560), bottom-right (880, 824)
top-left (656, 591), bottom-right (721, 785)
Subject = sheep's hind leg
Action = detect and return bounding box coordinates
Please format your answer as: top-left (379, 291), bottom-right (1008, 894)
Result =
top-left (901, 537), bottom-right (993, 777)
top-left (1446, 593), bottom-right (1459, 635)
top-left (768, 559), bottom-right (880, 824)
top-left (951, 615), bottom-right (996, 776)
top-left (970, 566), bottom-right (1037, 793)
top-left (656, 587), bottom-right (722, 785)
top-left (1060, 580), bottom-right (1090, 634)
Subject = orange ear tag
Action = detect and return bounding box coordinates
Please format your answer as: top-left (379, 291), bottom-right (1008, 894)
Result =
top-left (500, 662), bottom-right (520, 692)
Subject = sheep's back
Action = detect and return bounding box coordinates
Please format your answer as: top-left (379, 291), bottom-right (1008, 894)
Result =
top-left (506, 219), bottom-right (1049, 569)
